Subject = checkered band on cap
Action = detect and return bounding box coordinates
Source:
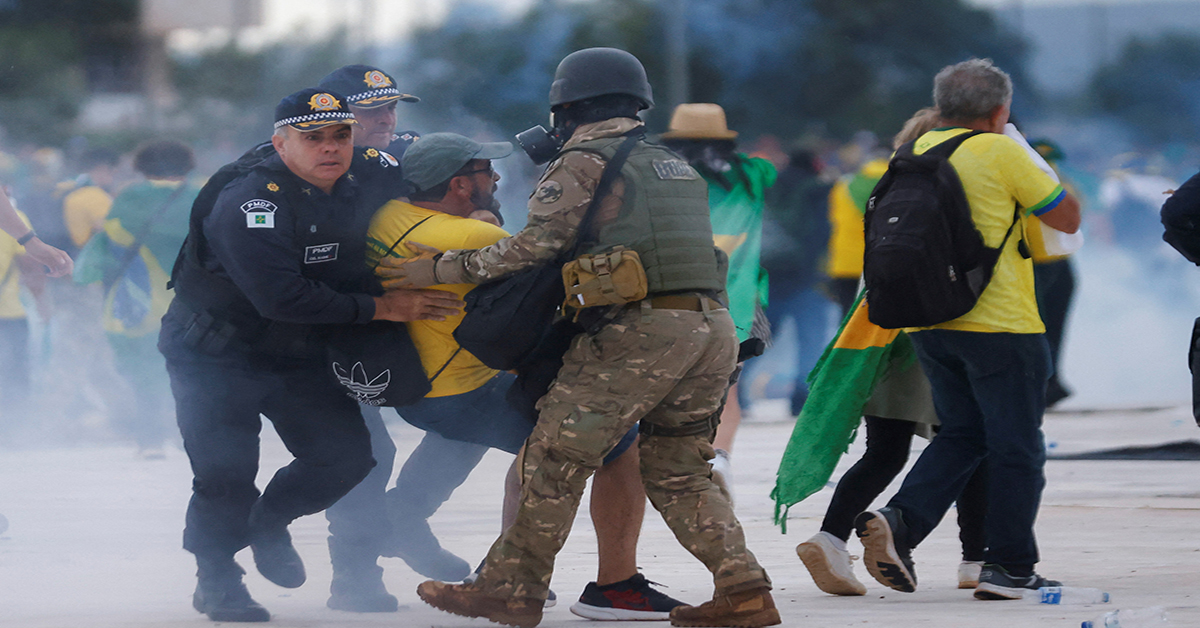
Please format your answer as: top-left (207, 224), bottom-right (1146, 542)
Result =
top-left (274, 111), bottom-right (356, 129)
top-left (349, 87), bottom-right (401, 104)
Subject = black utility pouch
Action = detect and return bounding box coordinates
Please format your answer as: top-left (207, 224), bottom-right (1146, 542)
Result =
top-left (181, 311), bottom-right (236, 355)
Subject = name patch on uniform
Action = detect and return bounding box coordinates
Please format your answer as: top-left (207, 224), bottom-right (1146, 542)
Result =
top-left (305, 243), bottom-right (339, 264)
top-left (652, 159), bottom-right (698, 181)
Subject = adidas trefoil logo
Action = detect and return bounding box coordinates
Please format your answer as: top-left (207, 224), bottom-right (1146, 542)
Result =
top-left (332, 361), bottom-right (390, 406)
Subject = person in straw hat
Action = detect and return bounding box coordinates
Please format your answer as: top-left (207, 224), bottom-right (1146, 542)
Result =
top-left (661, 103), bottom-right (777, 503)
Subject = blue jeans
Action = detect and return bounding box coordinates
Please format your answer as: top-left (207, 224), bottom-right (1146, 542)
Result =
top-left (327, 372), bottom-right (639, 560)
top-left (399, 372), bottom-right (533, 454)
top-left (888, 330), bottom-right (1050, 572)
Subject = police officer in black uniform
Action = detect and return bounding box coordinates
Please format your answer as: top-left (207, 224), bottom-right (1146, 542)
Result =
top-left (159, 87), bottom-right (463, 623)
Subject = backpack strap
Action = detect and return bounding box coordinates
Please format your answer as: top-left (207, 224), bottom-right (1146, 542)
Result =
top-left (372, 216), bottom-right (433, 271)
top-left (103, 182), bottom-right (190, 290)
top-left (564, 128), bottom-right (645, 259)
top-left (910, 129), bottom-right (986, 159)
top-left (370, 214), bottom-right (463, 384)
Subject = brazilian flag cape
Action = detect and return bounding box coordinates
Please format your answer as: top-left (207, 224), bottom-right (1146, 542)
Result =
top-left (73, 180), bottom-right (196, 338)
top-left (771, 292), bottom-right (914, 532)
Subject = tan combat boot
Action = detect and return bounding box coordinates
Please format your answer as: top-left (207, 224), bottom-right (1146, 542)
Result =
top-left (668, 586), bottom-right (781, 627)
top-left (416, 580), bottom-right (543, 628)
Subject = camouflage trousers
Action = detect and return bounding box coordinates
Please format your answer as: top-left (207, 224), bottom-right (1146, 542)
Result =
top-left (475, 302), bottom-right (771, 600)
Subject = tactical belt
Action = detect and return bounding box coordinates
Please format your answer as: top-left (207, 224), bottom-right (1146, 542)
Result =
top-left (646, 294), bottom-right (723, 312)
top-left (640, 413), bottom-right (720, 438)
top-left (172, 297), bottom-right (316, 358)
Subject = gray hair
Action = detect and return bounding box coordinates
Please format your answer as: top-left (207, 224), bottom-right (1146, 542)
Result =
top-left (932, 58), bottom-right (1012, 122)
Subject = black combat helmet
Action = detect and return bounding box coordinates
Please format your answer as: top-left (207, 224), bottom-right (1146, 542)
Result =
top-left (548, 47), bottom-right (654, 109)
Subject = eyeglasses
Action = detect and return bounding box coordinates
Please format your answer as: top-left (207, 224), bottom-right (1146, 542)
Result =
top-left (458, 163), bottom-right (495, 178)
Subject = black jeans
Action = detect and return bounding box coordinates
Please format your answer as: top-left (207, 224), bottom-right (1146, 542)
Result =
top-left (165, 352), bottom-right (375, 560)
top-left (821, 415), bottom-right (987, 561)
top-left (891, 330), bottom-right (1050, 574)
top-left (1034, 259), bottom-right (1076, 390)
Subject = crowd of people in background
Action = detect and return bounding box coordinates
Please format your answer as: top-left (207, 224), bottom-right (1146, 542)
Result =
top-left (2, 85), bottom-right (1193, 454)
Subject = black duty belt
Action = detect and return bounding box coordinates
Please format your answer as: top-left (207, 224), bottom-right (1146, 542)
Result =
top-left (171, 297), bottom-right (315, 358)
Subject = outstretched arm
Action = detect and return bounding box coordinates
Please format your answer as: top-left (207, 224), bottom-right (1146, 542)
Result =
top-left (0, 191), bottom-right (73, 277)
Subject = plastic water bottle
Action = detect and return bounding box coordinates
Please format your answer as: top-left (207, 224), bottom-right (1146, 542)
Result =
top-left (1082, 606), bottom-right (1169, 628)
top-left (1028, 586), bottom-right (1110, 604)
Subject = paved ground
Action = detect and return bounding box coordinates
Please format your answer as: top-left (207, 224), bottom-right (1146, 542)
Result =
top-left (1, 402), bottom-right (1198, 628)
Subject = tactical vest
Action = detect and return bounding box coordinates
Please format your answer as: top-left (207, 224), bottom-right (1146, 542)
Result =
top-left (568, 137), bottom-right (723, 294)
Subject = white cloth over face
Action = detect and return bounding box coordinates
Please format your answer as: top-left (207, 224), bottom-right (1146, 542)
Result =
top-left (1004, 123), bottom-right (1083, 257)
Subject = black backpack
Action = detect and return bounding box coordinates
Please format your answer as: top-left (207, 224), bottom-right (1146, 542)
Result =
top-left (863, 130), bottom-right (1019, 329)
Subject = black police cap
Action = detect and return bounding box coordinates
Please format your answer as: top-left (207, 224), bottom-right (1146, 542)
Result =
top-left (274, 88), bottom-right (356, 131)
top-left (318, 65), bottom-right (420, 109)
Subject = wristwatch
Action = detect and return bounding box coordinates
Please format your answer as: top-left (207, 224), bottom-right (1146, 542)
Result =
top-left (16, 229), bottom-right (36, 245)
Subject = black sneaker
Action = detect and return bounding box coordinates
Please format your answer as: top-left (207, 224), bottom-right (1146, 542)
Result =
top-left (569, 573), bottom-right (685, 621)
top-left (854, 507), bottom-right (918, 593)
top-left (382, 517), bottom-right (471, 582)
top-left (328, 565), bottom-right (399, 612)
top-left (247, 508), bottom-right (306, 589)
top-left (974, 564), bottom-right (1062, 600)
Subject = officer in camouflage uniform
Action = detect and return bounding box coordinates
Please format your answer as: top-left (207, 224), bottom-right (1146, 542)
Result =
top-left (379, 47), bottom-right (780, 628)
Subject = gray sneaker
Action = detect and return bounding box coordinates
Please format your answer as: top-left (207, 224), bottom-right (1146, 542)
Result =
top-left (974, 564), bottom-right (1062, 600)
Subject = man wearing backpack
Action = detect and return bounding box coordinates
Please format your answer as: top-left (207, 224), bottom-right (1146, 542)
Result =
top-left (854, 58), bottom-right (1080, 601)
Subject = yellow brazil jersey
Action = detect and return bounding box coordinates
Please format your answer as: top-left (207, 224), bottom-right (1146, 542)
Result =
top-left (911, 128), bottom-right (1065, 334)
top-left (825, 178), bottom-right (864, 278)
top-left (826, 160), bottom-right (888, 279)
top-left (366, 201), bottom-right (510, 397)
top-left (62, 184), bottom-right (113, 248)
top-left (0, 211), bottom-right (31, 319)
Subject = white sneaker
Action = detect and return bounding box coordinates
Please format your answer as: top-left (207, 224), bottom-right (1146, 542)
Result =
top-left (797, 533), bottom-right (867, 596)
top-left (710, 449), bottom-right (734, 504)
top-left (958, 560), bottom-right (984, 589)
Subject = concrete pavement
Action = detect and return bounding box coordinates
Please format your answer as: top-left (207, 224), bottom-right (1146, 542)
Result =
top-left (1, 403), bottom-right (1198, 627)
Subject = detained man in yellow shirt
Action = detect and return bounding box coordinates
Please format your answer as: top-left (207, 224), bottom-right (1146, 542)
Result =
top-left (356, 133), bottom-right (681, 619)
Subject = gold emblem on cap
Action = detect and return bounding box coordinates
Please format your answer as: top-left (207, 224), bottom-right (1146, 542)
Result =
top-left (267, 182), bottom-right (280, 192)
top-left (308, 93), bottom-right (342, 112)
top-left (364, 71), bottom-right (392, 89)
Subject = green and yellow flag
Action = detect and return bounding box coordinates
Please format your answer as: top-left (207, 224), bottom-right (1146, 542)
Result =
top-left (771, 292), bottom-right (912, 531)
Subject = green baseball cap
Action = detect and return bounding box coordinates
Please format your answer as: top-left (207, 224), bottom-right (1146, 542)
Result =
top-left (402, 132), bottom-right (512, 192)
